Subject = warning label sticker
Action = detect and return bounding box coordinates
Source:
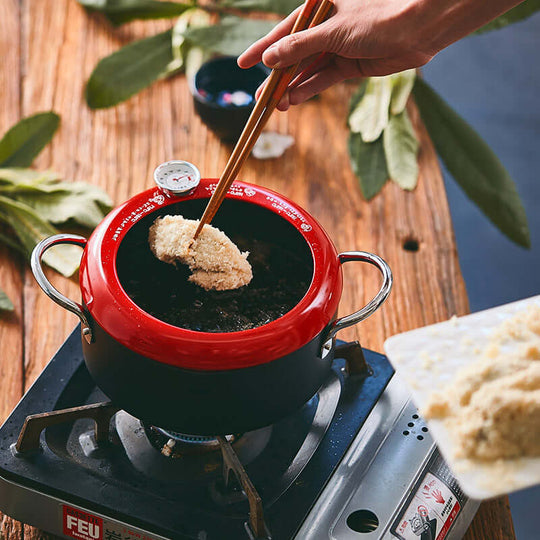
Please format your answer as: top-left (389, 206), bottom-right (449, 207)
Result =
top-left (391, 454), bottom-right (467, 540)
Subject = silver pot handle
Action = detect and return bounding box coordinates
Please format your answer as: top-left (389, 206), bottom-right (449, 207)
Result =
top-left (31, 234), bottom-right (93, 343)
top-left (326, 251), bottom-right (393, 341)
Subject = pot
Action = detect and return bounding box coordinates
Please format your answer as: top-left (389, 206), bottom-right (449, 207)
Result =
top-left (32, 163), bottom-right (392, 435)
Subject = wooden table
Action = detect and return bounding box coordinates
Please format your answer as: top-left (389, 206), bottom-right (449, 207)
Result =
top-left (0, 1), bottom-right (515, 538)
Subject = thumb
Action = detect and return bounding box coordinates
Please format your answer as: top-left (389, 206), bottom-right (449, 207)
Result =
top-left (262, 24), bottom-right (329, 69)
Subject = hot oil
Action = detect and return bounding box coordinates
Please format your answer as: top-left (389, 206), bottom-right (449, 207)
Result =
top-left (120, 236), bottom-right (310, 332)
top-left (116, 199), bottom-right (314, 333)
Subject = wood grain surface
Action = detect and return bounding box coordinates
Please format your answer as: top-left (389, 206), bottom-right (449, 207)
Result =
top-left (0, 1), bottom-right (515, 538)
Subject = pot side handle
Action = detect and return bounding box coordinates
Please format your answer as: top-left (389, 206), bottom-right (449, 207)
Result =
top-left (326, 251), bottom-right (393, 341)
top-left (31, 234), bottom-right (93, 343)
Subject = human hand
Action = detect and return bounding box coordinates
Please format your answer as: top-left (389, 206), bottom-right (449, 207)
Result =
top-left (238, 0), bottom-right (524, 110)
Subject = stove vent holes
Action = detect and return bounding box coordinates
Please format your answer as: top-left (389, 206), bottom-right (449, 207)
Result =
top-left (402, 413), bottom-right (429, 441)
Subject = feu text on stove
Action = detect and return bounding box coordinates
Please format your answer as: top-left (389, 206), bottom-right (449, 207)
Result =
top-left (63, 505), bottom-right (103, 540)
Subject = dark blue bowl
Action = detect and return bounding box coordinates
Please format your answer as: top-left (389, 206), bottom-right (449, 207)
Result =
top-left (191, 56), bottom-right (269, 143)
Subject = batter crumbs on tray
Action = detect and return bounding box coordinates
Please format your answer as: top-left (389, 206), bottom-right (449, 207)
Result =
top-left (149, 215), bottom-right (253, 291)
top-left (424, 305), bottom-right (540, 461)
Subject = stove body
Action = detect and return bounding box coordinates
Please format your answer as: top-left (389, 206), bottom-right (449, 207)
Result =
top-left (0, 328), bottom-right (478, 540)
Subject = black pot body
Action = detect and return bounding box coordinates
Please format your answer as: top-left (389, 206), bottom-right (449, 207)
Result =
top-left (82, 322), bottom-right (334, 435)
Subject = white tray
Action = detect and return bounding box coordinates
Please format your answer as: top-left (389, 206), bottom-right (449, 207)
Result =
top-left (384, 295), bottom-right (540, 500)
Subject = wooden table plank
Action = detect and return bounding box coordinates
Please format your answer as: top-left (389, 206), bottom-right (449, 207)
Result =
top-left (0, 1), bottom-right (515, 538)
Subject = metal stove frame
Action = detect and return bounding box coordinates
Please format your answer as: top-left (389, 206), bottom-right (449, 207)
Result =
top-left (0, 328), bottom-right (479, 539)
top-left (297, 374), bottom-right (480, 539)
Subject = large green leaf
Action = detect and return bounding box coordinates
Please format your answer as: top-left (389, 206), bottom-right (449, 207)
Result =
top-left (348, 80), bottom-right (367, 115)
top-left (383, 110), bottom-right (419, 190)
top-left (165, 8), bottom-right (211, 77)
top-left (15, 188), bottom-right (110, 228)
top-left (0, 196), bottom-right (82, 276)
top-left (78, 0), bottom-right (192, 26)
top-left (0, 229), bottom-right (26, 255)
top-left (184, 45), bottom-right (213, 82)
top-left (474, 0), bottom-right (540, 34)
top-left (0, 168), bottom-right (60, 188)
top-left (348, 133), bottom-right (389, 200)
top-left (348, 77), bottom-right (393, 143)
top-left (0, 288), bottom-right (14, 312)
top-left (413, 78), bottom-right (530, 247)
top-left (85, 29), bottom-right (174, 108)
top-left (0, 168), bottom-right (112, 227)
top-left (0, 168), bottom-right (109, 203)
top-left (222, 0), bottom-right (301, 15)
top-left (183, 16), bottom-right (276, 57)
top-left (390, 69), bottom-right (416, 115)
top-left (0, 112), bottom-right (60, 168)
top-left (166, 10), bottom-right (191, 75)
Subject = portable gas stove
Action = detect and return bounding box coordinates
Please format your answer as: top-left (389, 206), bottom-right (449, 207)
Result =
top-left (0, 328), bottom-right (479, 540)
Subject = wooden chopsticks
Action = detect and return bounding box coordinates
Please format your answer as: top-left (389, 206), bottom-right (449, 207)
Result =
top-left (193, 0), bottom-right (333, 239)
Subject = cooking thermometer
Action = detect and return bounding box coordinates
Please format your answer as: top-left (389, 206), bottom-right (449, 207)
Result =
top-left (154, 160), bottom-right (201, 197)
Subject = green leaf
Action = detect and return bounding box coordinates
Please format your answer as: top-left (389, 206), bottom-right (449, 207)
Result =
top-left (166, 11), bottom-right (190, 75)
top-left (183, 16), bottom-right (276, 57)
top-left (383, 110), bottom-right (419, 190)
top-left (1, 170), bottom-right (110, 207)
top-left (474, 0), bottom-right (540, 34)
top-left (15, 188), bottom-right (110, 228)
top-left (0, 112), bottom-right (60, 168)
top-left (0, 168), bottom-right (60, 188)
top-left (222, 0), bottom-right (301, 15)
top-left (184, 46), bottom-right (213, 83)
top-left (64, 181), bottom-right (112, 212)
top-left (390, 69), bottom-right (416, 115)
top-left (0, 229), bottom-right (26, 255)
top-left (164, 8), bottom-right (211, 77)
top-left (0, 195), bottom-right (59, 257)
top-left (348, 77), bottom-right (392, 143)
top-left (348, 80), bottom-right (368, 116)
top-left (78, 0), bottom-right (192, 26)
top-left (0, 168), bottom-right (112, 226)
top-left (348, 133), bottom-right (389, 200)
top-left (85, 29), bottom-right (174, 109)
top-left (0, 196), bottom-right (82, 276)
top-left (413, 78), bottom-right (530, 247)
top-left (0, 288), bottom-right (14, 312)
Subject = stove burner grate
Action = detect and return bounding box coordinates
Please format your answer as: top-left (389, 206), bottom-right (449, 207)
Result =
top-left (148, 427), bottom-right (235, 456)
top-left (0, 330), bottom-right (398, 540)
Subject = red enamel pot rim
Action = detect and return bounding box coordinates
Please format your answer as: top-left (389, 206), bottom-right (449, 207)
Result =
top-left (79, 179), bottom-right (343, 371)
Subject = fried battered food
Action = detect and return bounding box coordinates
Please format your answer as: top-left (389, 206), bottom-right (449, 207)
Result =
top-left (424, 305), bottom-right (540, 460)
top-left (149, 215), bottom-right (252, 291)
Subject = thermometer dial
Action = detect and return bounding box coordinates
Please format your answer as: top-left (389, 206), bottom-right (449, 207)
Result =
top-left (153, 160), bottom-right (201, 197)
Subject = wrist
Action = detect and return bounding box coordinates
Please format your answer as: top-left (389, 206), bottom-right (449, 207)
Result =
top-left (413, 0), bottom-right (526, 55)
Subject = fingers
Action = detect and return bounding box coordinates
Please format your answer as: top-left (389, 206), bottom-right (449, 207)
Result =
top-left (287, 56), bottom-right (417, 105)
top-left (237, 6), bottom-right (304, 69)
top-left (252, 80), bottom-right (290, 110)
top-left (254, 78), bottom-right (270, 101)
top-left (276, 92), bottom-right (291, 111)
top-left (261, 23), bottom-right (330, 69)
top-left (289, 53), bottom-right (332, 89)
top-left (288, 67), bottom-right (346, 106)
top-left (288, 57), bottom-right (364, 105)
top-left (255, 54), bottom-right (416, 112)
top-left (253, 53), bottom-right (319, 102)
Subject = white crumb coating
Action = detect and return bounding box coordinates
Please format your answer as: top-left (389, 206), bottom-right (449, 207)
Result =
top-left (424, 304), bottom-right (540, 461)
top-left (148, 215), bottom-right (252, 291)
